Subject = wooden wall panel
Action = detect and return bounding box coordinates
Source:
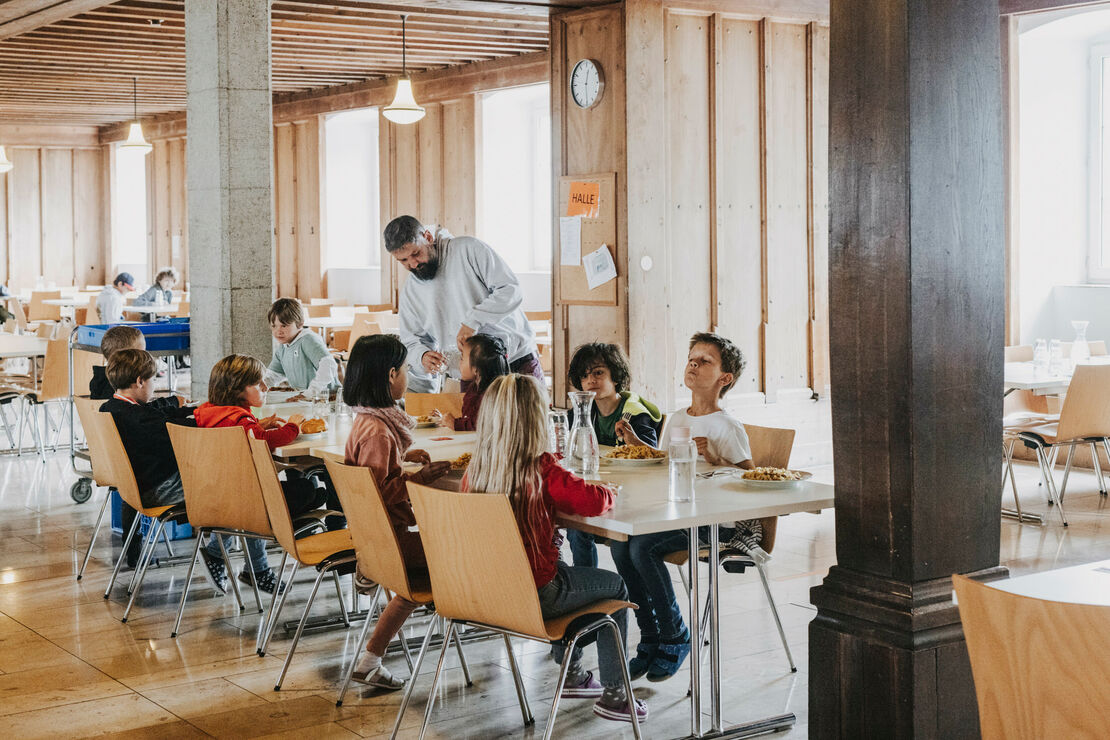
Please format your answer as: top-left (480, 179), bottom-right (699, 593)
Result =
top-left (9, 148), bottom-right (42, 290)
top-left (294, 118), bottom-right (322, 299)
top-left (274, 124), bottom-right (297, 298)
top-left (665, 11), bottom-right (714, 387)
top-left (715, 18), bottom-right (765, 395)
top-left (73, 148), bottom-right (103, 285)
top-left (762, 21), bottom-right (811, 398)
top-left (441, 97), bottom-right (477, 238)
top-left (0, 170), bottom-right (7, 285)
top-left (418, 103), bottom-right (443, 226)
top-left (808, 22), bottom-right (830, 395)
top-left (168, 138), bottom-right (187, 282)
top-left (150, 138), bottom-right (172, 279)
top-left (41, 149), bottom-right (75, 287)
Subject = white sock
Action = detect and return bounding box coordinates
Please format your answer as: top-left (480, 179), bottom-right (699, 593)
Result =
top-left (355, 651), bottom-right (383, 674)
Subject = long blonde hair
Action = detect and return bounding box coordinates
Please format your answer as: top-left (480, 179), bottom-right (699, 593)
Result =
top-left (465, 374), bottom-right (550, 555)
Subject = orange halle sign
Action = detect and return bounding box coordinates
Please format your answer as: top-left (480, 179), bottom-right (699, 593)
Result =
top-left (567, 181), bottom-right (600, 219)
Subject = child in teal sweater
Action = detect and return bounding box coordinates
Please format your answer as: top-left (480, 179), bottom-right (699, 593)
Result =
top-left (262, 298), bottom-right (339, 396)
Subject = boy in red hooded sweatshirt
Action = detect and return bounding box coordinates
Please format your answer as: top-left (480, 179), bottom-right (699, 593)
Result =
top-left (193, 354), bottom-right (331, 594)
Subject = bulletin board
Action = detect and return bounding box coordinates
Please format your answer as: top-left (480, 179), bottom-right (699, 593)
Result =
top-left (557, 172), bottom-right (618, 306)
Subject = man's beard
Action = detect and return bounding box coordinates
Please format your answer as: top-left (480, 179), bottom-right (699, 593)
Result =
top-left (410, 249), bottom-right (439, 280)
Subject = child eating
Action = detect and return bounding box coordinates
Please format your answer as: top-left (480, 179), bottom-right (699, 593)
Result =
top-left (463, 374), bottom-right (647, 725)
top-left (437, 333), bottom-right (510, 431)
top-left (263, 298), bottom-right (339, 398)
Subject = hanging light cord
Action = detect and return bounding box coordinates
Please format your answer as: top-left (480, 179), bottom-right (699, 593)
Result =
top-left (401, 15), bottom-right (407, 77)
top-left (132, 76), bottom-right (138, 121)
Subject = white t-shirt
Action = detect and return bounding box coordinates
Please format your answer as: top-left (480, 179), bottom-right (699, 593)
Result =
top-left (661, 408), bottom-right (752, 465)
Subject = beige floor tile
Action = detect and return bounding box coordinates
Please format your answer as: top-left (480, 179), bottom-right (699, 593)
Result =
top-left (0, 693), bottom-right (182, 739)
top-left (253, 722), bottom-right (361, 740)
top-left (142, 677), bottom-right (270, 718)
top-left (186, 695), bottom-right (359, 738)
top-left (0, 662), bottom-right (129, 717)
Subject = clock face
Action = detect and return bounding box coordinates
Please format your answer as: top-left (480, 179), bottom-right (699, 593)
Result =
top-left (570, 59), bottom-right (604, 109)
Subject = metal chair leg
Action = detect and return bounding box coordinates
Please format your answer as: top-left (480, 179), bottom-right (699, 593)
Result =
top-left (240, 536), bottom-right (263, 613)
top-left (336, 584), bottom-right (382, 707)
top-left (398, 625), bottom-right (415, 673)
top-left (1004, 439), bottom-right (1024, 519)
top-left (609, 618), bottom-right (644, 740)
top-left (502, 633), bottom-right (535, 726)
top-left (388, 615), bottom-right (439, 735)
top-left (0, 401), bottom-right (16, 448)
top-left (543, 630), bottom-right (580, 740)
top-left (756, 562), bottom-right (797, 672)
top-left (122, 518), bottom-right (165, 622)
top-left (1037, 447), bottom-right (1069, 526)
top-left (1102, 439), bottom-right (1110, 496)
top-left (171, 533), bottom-right (207, 638)
top-left (1059, 445), bottom-right (1076, 502)
top-left (275, 566), bottom-right (329, 690)
top-left (105, 513), bottom-right (142, 598)
top-left (161, 527), bottom-right (176, 559)
top-left (1092, 442), bottom-right (1107, 494)
top-left (452, 629), bottom-right (472, 686)
top-left (418, 619), bottom-right (457, 740)
top-left (77, 486), bottom-right (111, 580)
top-left (260, 561), bottom-right (298, 657)
top-left (127, 520), bottom-right (159, 593)
top-left (217, 535), bottom-right (245, 611)
top-left (332, 571), bottom-right (350, 627)
top-left (257, 552), bottom-right (289, 654)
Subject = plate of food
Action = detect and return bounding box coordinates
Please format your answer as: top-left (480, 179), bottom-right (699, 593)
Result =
top-left (601, 445), bottom-right (667, 465)
top-left (733, 467), bottom-right (812, 489)
top-left (297, 417), bottom-right (329, 440)
top-left (412, 414), bottom-right (438, 429)
top-left (451, 452), bottom-right (472, 471)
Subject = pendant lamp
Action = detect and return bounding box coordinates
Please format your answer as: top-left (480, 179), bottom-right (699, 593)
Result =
top-left (0, 146), bottom-right (11, 174)
top-left (119, 77), bottom-right (152, 155)
top-left (383, 15), bottom-right (425, 124)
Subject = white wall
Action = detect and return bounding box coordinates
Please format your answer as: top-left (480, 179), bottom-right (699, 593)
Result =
top-left (326, 266), bottom-right (551, 313)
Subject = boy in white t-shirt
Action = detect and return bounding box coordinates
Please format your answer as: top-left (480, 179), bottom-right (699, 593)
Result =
top-left (610, 332), bottom-right (754, 684)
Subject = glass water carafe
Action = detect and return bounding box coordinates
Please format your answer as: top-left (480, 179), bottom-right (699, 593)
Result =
top-left (567, 391), bottom-right (600, 480)
top-left (1071, 320), bottom-right (1091, 366)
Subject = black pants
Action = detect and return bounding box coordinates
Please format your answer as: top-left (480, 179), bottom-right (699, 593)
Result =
top-left (286, 467), bottom-right (345, 531)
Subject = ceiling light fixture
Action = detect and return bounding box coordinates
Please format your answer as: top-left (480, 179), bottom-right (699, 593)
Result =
top-left (383, 15), bottom-right (425, 125)
top-left (119, 77), bottom-right (152, 155)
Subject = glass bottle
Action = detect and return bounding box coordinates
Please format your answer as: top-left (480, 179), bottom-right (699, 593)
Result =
top-left (1071, 320), bottom-right (1091, 366)
top-left (567, 391), bottom-right (600, 480)
top-left (668, 426), bottom-right (698, 503)
top-left (1033, 338), bottom-right (1049, 376)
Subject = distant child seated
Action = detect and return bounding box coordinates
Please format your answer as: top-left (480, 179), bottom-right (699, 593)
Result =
top-left (565, 342), bottom-right (662, 567)
top-left (99, 349), bottom-right (195, 510)
top-left (263, 298), bottom-right (339, 397)
top-left (610, 332), bottom-right (754, 683)
top-left (193, 354), bottom-right (334, 595)
top-left (437, 333), bottom-right (510, 431)
top-left (463, 374), bottom-right (647, 725)
top-left (345, 334), bottom-right (451, 690)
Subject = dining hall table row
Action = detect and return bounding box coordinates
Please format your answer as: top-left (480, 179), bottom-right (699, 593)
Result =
top-left (257, 400), bottom-right (834, 739)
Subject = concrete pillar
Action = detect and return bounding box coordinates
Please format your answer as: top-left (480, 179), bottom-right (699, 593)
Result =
top-left (185, 0), bottom-right (274, 400)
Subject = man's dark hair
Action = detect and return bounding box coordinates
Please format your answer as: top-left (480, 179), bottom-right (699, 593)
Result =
top-left (466, 334), bottom-right (510, 392)
top-left (343, 334), bottom-right (408, 408)
top-left (383, 215), bottom-right (424, 253)
top-left (267, 297), bottom-right (304, 327)
top-left (106, 348), bottom-right (157, 390)
top-left (567, 342), bottom-right (632, 393)
top-left (690, 332), bottom-right (746, 398)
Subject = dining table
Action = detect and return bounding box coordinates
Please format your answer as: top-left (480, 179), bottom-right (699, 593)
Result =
top-left (269, 401), bottom-right (834, 740)
top-left (987, 559), bottom-right (1110, 606)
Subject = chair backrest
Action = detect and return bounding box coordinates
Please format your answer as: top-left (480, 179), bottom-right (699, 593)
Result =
top-left (9, 299), bottom-right (29, 332)
top-left (347, 313), bottom-right (383, 348)
top-left (246, 436), bottom-right (301, 555)
top-left (408, 483), bottom-right (548, 637)
top-left (1060, 340), bottom-right (1108, 358)
top-left (405, 392), bottom-right (464, 418)
top-left (37, 338), bottom-right (73, 402)
top-left (952, 574), bottom-right (1110, 739)
top-left (309, 298), bottom-right (333, 306)
top-left (304, 303), bottom-right (331, 318)
top-left (742, 424), bottom-right (796, 554)
top-left (325, 458), bottom-right (419, 601)
top-left (28, 290), bottom-right (62, 321)
top-left (1056, 364), bottom-right (1110, 441)
top-left (167, 424), bottom-right (273, 535)
top-left (74, 397), bottom-right (114, 487)
top-left (525, 310), bottom-right (552, 322)
top-left (92, 410), bottom-right (149, 513)
top-left (1003, 389), bottom-right (1050, 418)
top-left (362, 303), bottom-right (394, 313)
top-left (173, 300), bottom-right (189, 318)
top-left (1004, 345), bottom-right (1033, 363)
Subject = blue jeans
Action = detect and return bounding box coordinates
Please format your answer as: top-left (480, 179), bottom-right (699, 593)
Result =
top-left (610, 529), bottom-right (694, 643)
top-left (205, 533), bottom-right (269, 574)
top-left (567, 528), bottom-right (598, 567)
top-left (538, 562), bottom-right (629, 689)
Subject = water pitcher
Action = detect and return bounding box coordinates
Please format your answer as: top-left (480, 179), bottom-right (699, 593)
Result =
top-left (1071, 320), bottom-right (1091, 366)
top-left (567, 391), bottom-right (600, 479)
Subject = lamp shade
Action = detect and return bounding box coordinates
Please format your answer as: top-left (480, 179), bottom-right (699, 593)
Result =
top-left (119, 122), bottom-right (152, 155)
top-left (383, 78), bottom-right (425, 124)
top-left (0, 146), bottom-right (11, 174)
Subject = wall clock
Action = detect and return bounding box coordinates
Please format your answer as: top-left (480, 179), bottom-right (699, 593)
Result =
top-left (570, 58), bottom-right (604, 109)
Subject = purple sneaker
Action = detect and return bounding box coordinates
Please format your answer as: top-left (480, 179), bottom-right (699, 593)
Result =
top-left (561, 670), bottom-right (603, 698)
top-left (593, 694), bottom-right (649, 723)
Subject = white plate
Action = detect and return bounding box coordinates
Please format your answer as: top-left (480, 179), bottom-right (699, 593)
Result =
top-left (601, 453), bottom-right (668, 466)
top-left (297, 431), bottom-right (328, 440)
top-left (414, 420), bottom-right (438, 429)
top-left (731, 471), bottom-right (813, 489)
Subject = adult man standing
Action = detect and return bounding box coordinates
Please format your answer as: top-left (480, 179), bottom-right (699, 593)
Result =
top-left (384, 215), bottom-right (541, 392)
top-left (96, 272), bottom-right (135, 323)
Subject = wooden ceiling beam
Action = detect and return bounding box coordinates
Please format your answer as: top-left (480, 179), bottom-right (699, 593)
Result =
top-left (0, 0), bottom-right (113, 40)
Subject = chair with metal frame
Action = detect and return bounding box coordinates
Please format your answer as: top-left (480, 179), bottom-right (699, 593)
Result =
top-left (403, 392), bottom-right (464, 419)
top-left (92, 409), bottom-right (188, 621)
top-left (27, 290), bottom-right (62, 322)
top-left (662, 424), bottom-right (799, 673)
top-left (245, 436), bottom-right (360, 685)
top-left (408, 483), bottom-right (642, 740)
top-left (11, 339), bottom-right (98, 461)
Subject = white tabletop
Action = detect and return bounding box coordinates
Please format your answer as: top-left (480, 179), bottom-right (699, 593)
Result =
top-left (990, 560), bottom-right (1110, 607)
top-left (1005, 356), bottom-right (1110, 396)
top-left (43, 295), bottom-right (97, 307)
top-left (0, 334), bottom-right (49, 359)
top-left (303, 316), bottom-right (354, 329)
top-left (121, 303), bottom-right (181, 315)
top-left (268, 414), bottom-right (473, 460)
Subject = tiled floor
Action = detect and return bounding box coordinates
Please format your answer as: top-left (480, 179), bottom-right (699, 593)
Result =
top-left (0, 447), bottom-right (1106, 738)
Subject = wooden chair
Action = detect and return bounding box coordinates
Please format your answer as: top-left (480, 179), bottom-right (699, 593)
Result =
top-left (324, 458), bottom-right (473, 713)
top-left (27, 290), bottom-right (62, 322)
top-left (408, 483), bottom-right (641, 740)
top-left (305, 303), bottom-right (331, 318)
top-left (246, 436), bottom-right (358, 685)
top-left (309, 298), bottom-right (333, 306)
top-left (1060, 340), bottom-right (1108, 357)
top-left (663, 424), bottom-right (797, 672)
top-left (173, 299), bottom-right (189, 318)
top-left (1010, 364), bottom-right (1110, 525)
top-left (952, 573), bottom-right (1110, 739)
top-left (91, 410), bottom-right (188, 621)
top-left (404, 392), bottom-right (464, 419)
top-left (74, 397), bottom-right (121, 580)
top-left (14, 338), bottom-right (96, 460)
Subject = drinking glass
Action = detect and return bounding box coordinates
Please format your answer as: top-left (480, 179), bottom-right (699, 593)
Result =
top-left (548, 409), bottom-right (569, 458)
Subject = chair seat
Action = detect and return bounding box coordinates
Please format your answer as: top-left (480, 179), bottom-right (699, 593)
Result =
top-left (140, 502), bottom-right (186, 520)
top-left (292, 528), bottom-right (355, 566)
top-left (542, 599), bottom-right (636, 642)
top-left (664, 547), bottom-right (757, 567)
top-left (1015, 422), bottom-right (1061, 445)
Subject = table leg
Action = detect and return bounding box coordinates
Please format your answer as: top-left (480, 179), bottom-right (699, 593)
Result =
top-left (689, 524), bottom-right (702, 737)
top-left (709, 523), bottom-right (721, 732)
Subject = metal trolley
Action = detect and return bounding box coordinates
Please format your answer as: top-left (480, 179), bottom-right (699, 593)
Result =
top-left (67, 319), bottom-right (191, 502)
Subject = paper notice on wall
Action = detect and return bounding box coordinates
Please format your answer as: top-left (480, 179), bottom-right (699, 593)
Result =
top-left (559, 216), bottom-right (583, 266)
top-left (582, 244), bottom-right (617, 290)
top-left (567, 181), bottom-right (600, 218)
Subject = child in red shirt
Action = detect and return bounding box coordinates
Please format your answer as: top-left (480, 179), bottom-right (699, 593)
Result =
top-left (462, 374), bottom-right (647, 725)
top-left (436, 334), bottom-right (510, 431)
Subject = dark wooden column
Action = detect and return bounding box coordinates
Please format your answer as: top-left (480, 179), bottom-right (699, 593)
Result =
top-left (810, 1), bottom-right (1007, 736)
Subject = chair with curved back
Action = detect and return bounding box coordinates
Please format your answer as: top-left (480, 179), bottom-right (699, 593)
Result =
top-left (404, 392), bottom-right (464, 419)
top-left (663, 423), bottom-right (798, 673)
top-left (952, 573), bottom-right (1110, 738)
top-left (408, 483), bottom-right (642, 740)
top-left (74, 397), bottom-right (123, 580)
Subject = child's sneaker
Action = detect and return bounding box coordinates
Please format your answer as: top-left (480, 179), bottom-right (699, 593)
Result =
top-left (628, 642), bottom-right (658, 680)
top-left (593, 694), bottom-right (649, 723)
top-left (645, 635), bottom-right (691, 682)
top-left (199, 549), bottom-right (228, 595)
top-left (239, 568), bottom-right (285, 595)
top-left (560, 670), bottom-right (603, 698)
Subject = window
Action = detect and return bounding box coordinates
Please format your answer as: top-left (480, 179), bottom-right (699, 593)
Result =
top-left (112, 144), bottom-right (149, 270)
top-left (1092, 45), bottom-right (1110, 280)
top-left (324, 108), bottom-right (381, 269)
top-left (478, 84), bottom-right (552, 273)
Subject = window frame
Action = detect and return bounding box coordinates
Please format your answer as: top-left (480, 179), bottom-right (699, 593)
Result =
top-left (1088, 42), bottom-right (1110, 282)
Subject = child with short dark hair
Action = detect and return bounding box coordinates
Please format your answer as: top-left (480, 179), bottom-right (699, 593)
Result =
top-left (345, 334), bottom-right (451, 690)
top-left (264, 297), bottom-right (338, 396)
top-left (437, 333), bottom-right (510, 431)
top-left (99, 349), bottom-right (195, 509)
top-left (610, 332), bottom-right (754, 683)
top-left (91, 326), bottom-right (145, 400)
